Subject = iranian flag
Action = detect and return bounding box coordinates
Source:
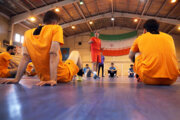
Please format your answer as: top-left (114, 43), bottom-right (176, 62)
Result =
top-left (91, 31), bottom-right (137, 56)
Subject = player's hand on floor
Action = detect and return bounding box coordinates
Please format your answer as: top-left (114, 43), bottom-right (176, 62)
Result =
top-left (36, 80), bottom-right (57, 86)
top-left (0, 79), bottom-right (18, 84)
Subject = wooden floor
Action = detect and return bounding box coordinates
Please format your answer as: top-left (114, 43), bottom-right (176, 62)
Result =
top-left (0, 76), bottom-right (180, 120)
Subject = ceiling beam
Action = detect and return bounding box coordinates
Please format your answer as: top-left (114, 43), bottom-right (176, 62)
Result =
top-left (62, 6), bottom-right (74, 21)
top-left (26, 0), bottom-right (37, 8)
top-left (40, 0), bottom-right (47, 5)
top-left (60, 12), bottom-right (180, 28)
top-left (165, 1), bottom-right (180, 17)
top-left (13, 0), bottom-right (42, 24)
top-left (74, 2), bottom-right (93, 32)
top-left (136, 0), bottom-right (151, 30)
top-left (13, 0), bottom-right (31, 12)
top-left (19, 23), bottom-right (31, 29)
top-left (166, 11), bottom-right (180, 33)
top-left (0, 4), bottom-right (17, 15)
top-left (11, 0), bottom-right (79, 24)
top-left (135, 0), bottom-right (141, 14)
top-left (83, 0), bottom-right (91, 16)
top-left (145, 0), bottom-right (153, 15)
top-left (94, 0), bottom-right (100, 14)
top-left (168, 25), bottom-right (176, 34)
top-left (155, 0), bottom-right (167, 16)
top-left (0, 12), bottom-right (10, 20)
top-left (72, 3), bottom-right (82, 19)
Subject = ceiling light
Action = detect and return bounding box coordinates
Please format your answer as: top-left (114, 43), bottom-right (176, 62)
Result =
top-left (55, 8), bottom-right (60, 12)
top-left (80, 0), bottom-right (84, 5)
top-left (89, 21), bottom-right (93, 25)
top-left (171, 0), bottom-right (177, 3)
top-left (28, 16), bottom-right (36, 22)
top-left (111, 17), bottom-right (115, 21)
top-left (72, 26), bottom-right (76, 29)
top-left (134, 18), bottom-right (138, 22)
top-left (178, 26), bottom-right (180, 31)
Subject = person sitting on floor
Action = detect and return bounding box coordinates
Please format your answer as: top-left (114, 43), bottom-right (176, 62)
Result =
top-left (0, 45), bottom-right (18, 78)
top-left (26, 62), bottom-right (36, 76)
top-left (83, 64), bottom-right (92, 77)
top-left (128, 64), bottom-right (134, 78)
top-left (108, 62), bottom-right (117, 78)
top-left (129, 19), bottom-right (179, 85)
top-left (0, 10), bottom-right (83, 86)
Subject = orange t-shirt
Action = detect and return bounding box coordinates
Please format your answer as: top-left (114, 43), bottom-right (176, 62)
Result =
top-left (131, 32), bottom-right (179, 80)
top-left (0, 52), bottom-right (12, 77)
top-left (23, 25), bottom-right (66, 81)
top-left (90, 37), bottom-right (101, 51)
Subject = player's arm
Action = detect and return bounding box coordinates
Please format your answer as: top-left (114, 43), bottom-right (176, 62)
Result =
top-left (0, 47), bottom-right (30, 84)
top-left (36, 41), bottom-right (60, 86)
top-left (129, 37), bottom-right (139, 63)
top-left (88, 38), bottom-right (94, 44)
top-left (49, 41), bottom-right (60, 81)
top-left (88, 40), bottom-right (93, 44)
top-left (129, 50), bottom-right (136, 63)
top-left (15, 47), bottom-right (30, 82)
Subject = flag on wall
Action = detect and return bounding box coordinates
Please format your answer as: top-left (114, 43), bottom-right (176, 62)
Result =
top-left (61, 48), bottom-right (70, 60)
top-left (91, 31), bottom-right (137, 56)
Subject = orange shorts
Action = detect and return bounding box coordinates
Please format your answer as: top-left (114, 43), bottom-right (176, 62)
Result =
top-left (0, 69), bottom-right (11, 78)
top-left (142, 75), bottom-right (176, 85)
top-left (57, 60), bottom-right (79, 83)
top-left (91, 50), bottom-right (101, 63)
top-left (134, 55), bottom-right (177, 85)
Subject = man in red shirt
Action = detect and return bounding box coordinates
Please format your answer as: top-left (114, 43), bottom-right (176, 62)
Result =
top-left (88, 32), bottom-right (101, 79)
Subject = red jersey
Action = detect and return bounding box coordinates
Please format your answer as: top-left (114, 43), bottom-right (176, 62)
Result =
top-left (90, 37), bottom-right (101, 51)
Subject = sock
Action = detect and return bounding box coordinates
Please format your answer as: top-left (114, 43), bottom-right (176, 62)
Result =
top-left (77, 69), bottom-right (84, 77)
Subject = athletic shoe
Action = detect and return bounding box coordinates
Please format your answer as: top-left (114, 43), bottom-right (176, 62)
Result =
top-left (76, 76), bottom-right (83, 81)
top-left (93, 74), bottom-right (100, 79)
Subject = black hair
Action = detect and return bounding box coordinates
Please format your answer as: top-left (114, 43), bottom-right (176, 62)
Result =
top-left (86, 64), bottom-right (89, 66)
top-left (7, 45), bottom-right (16, 51)
top-left (143, 19), bottom-right (159, 34)
top-left (111, 63), bottom-right (114, 65)
top-left (43, 11), bottom-right (60, 24)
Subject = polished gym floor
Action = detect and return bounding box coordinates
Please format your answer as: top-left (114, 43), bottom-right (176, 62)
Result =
top-left (0, 76), bottom-right (180, 120)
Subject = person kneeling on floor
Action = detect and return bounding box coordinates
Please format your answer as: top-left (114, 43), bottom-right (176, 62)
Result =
top-left (129, 19), bottom-right (179, 85)
top-left (0, 10), bottom-right (83, 86)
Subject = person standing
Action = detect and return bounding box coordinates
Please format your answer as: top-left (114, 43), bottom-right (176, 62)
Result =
top-left (98, 52), bottom-right (105, 77)
top-left (88, 32), bottom-right (102, 79)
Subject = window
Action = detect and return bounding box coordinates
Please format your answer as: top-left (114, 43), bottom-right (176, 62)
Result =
top-left (14, 33), bottom-right (24, 44)
top-left (15, 33), bottom-right (20, 42)
top-left (21, 36), bottom-right (24, 43)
